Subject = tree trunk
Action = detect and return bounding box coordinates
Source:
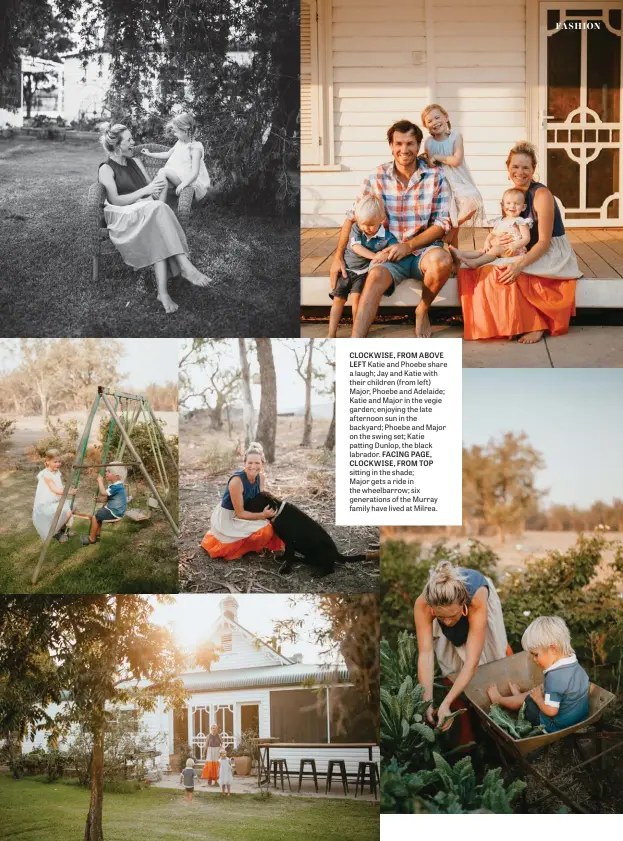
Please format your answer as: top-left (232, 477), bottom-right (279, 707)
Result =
top-left (255, 339), bottom-right (277, 463)
top-left (238, 339), bottom-right (255, 448)
top-left (84, 725), bottom-right (105, 841)
top-left (324, 389), bottom-right (335, 450)
top-left (209, 401), bottom-right (223, 430)
top-left (301, 340), bottom-right (314, 447)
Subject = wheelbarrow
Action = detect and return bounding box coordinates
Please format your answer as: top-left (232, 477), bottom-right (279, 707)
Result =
top-left (449, 651), bottom-right (623, 813)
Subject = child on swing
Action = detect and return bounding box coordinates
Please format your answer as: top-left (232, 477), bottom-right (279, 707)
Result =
top-left (32, 449), bottom-right (77, 543)
top-left (79, 463), bottom-right (128, 546)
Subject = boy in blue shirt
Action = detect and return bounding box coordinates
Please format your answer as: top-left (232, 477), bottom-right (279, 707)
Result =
top-left (80, 463), bottom-right (128, 546)
top-left (328, 194), bottom-right (398, 338)
top-left (487, 616), bottom-right (589, 733)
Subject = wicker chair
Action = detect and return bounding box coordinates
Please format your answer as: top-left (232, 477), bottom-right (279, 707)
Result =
top-left (87, 143), bottom-right (195, 283)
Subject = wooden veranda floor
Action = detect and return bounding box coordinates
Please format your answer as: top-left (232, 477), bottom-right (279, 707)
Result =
top-left (301, 227), bottom-right (623, 280)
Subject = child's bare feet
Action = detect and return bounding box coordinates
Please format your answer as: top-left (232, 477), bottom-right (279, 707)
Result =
top-left (487, 683), bottom-right (503, 704)
top-left (509, 682), bottom-right (522, 696)
top-left (158, 294), bottom-right (179, 314)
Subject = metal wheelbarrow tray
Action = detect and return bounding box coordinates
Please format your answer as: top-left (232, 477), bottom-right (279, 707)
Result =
top-left (449, 651), bottom-right (623, 813)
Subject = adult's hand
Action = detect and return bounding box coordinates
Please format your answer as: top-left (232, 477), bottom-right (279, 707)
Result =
top-left (262, 505), bottom-right (277, 519)
top-left (436, 700), bottom-right (454, 731)
top-left (385, 242), bottom-right (411, 262)
top-left (497, 232), bottom-right (515, 247)
top-left (329, 255), bottom-right (347, 291)
top-left (425, 704), bottom-right (436, 726)
top-left (370, 248), bottom-right (391, 265)
top-left (497, 262), bottom-right (522, 285)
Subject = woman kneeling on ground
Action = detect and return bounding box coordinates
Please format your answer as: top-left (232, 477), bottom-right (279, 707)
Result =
top-left (201, 442), bottom-right (284, 560)
top-left (414, 561), bottom-right (510, 732)
top-left (98, 123), bottom-right (212, 314)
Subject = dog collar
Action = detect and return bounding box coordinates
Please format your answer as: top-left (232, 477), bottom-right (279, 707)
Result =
top-left (272, 500), bottom-right (286, 521)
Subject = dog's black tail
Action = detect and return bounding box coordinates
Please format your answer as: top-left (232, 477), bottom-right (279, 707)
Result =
top-left (336, 552), bottom-right (367, 563)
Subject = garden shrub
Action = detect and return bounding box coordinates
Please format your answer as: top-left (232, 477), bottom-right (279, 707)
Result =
top-left (99, 417), bottom-right (179, 488)
top-left (0, 417), bottom-right (15, 446)
top-left (31, 418), bottom-right (79, 461)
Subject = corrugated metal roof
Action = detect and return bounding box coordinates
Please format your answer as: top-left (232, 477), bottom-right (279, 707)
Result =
top-left (181, 664), bottom-right (350, 692)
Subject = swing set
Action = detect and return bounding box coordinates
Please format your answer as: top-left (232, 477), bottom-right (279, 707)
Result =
top-left (32, 387), bottom-right (178, 585)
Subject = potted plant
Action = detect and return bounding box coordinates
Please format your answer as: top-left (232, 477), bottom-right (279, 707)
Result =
top-left (231, 729), bottom-right (258, 777)
top-left (1, 123), bottom-right (13, 139)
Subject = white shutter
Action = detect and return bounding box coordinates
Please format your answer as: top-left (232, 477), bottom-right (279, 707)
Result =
top-left (301, 0), bottom-right (321, 165)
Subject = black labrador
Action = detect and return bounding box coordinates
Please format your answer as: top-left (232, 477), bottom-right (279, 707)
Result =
top-left (244, 491), bottom-right (366, 577)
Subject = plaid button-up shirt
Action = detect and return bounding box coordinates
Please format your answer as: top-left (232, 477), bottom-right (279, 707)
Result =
top-left (347, 159), bottom-right (451, 255)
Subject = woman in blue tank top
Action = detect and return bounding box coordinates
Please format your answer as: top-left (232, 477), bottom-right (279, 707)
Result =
top-left (201, 442), bottom-right (283, 560)
top-left (414, 561), bottom-right (509, 731)
top-left (458, 141), bottom-right (581, 345)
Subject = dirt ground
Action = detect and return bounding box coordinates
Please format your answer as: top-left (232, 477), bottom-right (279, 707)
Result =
top-left (179, 413), bottom-right (379, 593)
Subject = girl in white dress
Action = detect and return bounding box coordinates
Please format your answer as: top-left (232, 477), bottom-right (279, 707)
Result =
top-left (218, 749), bottom-right (233, 795)
top-left (32, 449), bottom-right (76, 543)
top-left (449, 188), bottom-right (532, 269)
top-left (141, 113), bottom-right (211, 201)
top-left (420, 104), bottom-right (488, 261)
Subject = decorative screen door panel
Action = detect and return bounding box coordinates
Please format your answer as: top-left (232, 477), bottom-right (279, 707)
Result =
top-left (539, 3), bottom-right (622, 225)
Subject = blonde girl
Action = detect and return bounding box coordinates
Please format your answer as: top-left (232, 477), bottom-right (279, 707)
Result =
top-left (32, 449), bottom-right (76, 543)
top-left (218, 748), bottom-right (233, 795)
top-left (420, 104), bottom-right (487, 258)
top-left (141, 113), bottom-right (211, 202)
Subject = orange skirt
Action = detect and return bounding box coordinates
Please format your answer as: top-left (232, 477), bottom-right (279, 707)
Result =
top-left (201, 522), bottom-right (284, 560)
top-left (201, 760), bottom-right (219, 781)
top-left (458, 265), bottom-right (576, 340)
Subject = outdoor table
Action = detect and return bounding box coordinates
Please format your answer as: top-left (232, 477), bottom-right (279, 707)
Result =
top-left (257, 742), bottom-right (377, 788)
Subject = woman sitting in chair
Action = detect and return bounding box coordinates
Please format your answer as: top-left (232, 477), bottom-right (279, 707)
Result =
top-left (98, 123), bottom-right (212, 314)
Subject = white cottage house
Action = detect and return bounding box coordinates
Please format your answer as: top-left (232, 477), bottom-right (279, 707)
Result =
top-left (23, 597), bottom-right (378, 776)
top-left (301, 0), bottom-right (623, 307)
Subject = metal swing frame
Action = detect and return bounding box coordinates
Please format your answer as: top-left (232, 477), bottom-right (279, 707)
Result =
top-left (32, 387), bottom-right (178, 585)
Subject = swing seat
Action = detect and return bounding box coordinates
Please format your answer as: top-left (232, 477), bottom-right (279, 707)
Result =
top-left (125, 508), bottom-right (151, 522)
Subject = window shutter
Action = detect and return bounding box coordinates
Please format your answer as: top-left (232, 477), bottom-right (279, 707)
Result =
top-left (301, 0), bottom-right (321, 165)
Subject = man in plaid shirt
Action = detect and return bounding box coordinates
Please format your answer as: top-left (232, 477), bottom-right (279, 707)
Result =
top-left (330, 119), bottom-right (453, 337)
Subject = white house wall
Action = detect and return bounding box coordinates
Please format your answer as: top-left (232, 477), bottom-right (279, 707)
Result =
top-left (209, 624), bottom-right (286, 672)
top-left (62, 54), bottom-right (112, 122)
top-left (186, 687), bottom-right (272, 739)
top-left (302, 0), bottom-right (528, 225)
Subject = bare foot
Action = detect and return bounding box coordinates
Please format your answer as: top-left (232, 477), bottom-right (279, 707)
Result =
top-left (517, 330), bottom-right (544, 344)
top-left (509, 682), bottom-right (521, 696)
top-left (158, 295), bottom-right (179, 314)
top-left (448, 244), bottom-right (462, 261)
top-left (182, 266), bottom-right (213, 287)
top-left (487, 683), bottom-right (503, 704)
top-left (415, 307), bottom-right (432, 338)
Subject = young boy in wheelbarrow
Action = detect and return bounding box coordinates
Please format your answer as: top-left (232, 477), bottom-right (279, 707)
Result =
top-left (487, 616), bottom-right (590, 733)
top-left (79, 463), bottom-right (128, 546)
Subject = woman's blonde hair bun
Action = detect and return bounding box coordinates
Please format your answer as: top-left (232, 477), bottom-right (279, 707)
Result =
top-left (423, 560), bottom-right (470, 608)
top-left (244, 441), bottom-right (265, 460)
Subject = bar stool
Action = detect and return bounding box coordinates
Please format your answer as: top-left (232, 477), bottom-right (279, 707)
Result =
top-left (355, 760), bottom-right (379, 799)
top-left (297, 758), bottom-right (319, 792)
top-left (269, 758), bottom-right (291, 791)
top-left (326, 759), bottom-right (349, 794)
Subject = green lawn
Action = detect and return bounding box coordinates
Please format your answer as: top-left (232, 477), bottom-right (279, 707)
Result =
top-left (0, 775), bottom-right (378, 841)
top-left (0, 469), bottom-right (178, 593)
top-left (0, 137), bottom-right (299, 338)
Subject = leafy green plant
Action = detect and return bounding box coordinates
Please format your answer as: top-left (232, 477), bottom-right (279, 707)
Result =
top-left (31, 418), bottom-right (79, 460)
top-left (488, 704), bottom-right (546, 740)
top-left (0, 417), bottom-right (15, 446)
top-left (381, 754), bottom-right (526, 814)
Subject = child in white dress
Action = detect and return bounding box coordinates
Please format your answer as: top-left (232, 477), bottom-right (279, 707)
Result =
top-left (218, 749), bottom-right (233, 795)
top-left (420, 104), bottom-right (487, 264)
top-left (32, 449), bottom-right (76, 543)
top-left (141, 113), bottom-right (211, 202)
top-left (449, 188), bottom-right (532, 269)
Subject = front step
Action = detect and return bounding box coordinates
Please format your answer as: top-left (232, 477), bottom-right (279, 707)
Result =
top-left (301, 275), bottom-right (623, 309)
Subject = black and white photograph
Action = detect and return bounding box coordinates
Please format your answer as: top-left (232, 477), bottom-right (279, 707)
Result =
top-left (0, 0), bottom-right (299, 337)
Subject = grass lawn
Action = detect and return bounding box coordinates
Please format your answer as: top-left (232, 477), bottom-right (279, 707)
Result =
top-left (0, 468), bottom-right (178, 593)
top-left (0, 138), bottom-right (299, 338)
top-left (0, 775), bottom-right (378, 841)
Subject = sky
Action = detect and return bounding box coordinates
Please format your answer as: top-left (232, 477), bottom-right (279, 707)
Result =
top-left (0, 339), bottom-right (179, 389)
top-left (462, 369), bottom-right (623, 507)
top-left (181, 339), bottom-right (334, 413)
top-left (149, 594), bottom-right (339, 666)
